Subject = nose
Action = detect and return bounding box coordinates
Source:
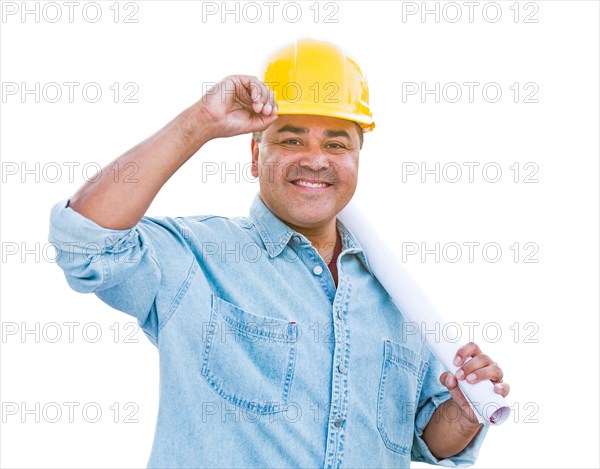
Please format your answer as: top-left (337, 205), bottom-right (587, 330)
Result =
top-left (296, 142), bottom-right (330, 174)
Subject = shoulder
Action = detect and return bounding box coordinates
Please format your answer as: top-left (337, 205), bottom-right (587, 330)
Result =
top-left (137, 212), bottom-right (254, 240)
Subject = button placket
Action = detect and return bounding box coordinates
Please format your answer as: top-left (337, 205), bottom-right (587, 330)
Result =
top-left (323, 273), bottom-right (351, 469)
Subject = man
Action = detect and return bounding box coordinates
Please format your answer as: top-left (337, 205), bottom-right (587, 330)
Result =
top-left (48, 39), bottom-right (509, 468)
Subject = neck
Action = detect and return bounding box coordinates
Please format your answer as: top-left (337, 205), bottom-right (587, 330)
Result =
top-left (288, 218), bottom-right (339, 264)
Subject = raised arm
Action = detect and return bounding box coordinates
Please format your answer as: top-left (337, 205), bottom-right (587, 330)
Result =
top-left (68, 75), bottom-right (278, 229)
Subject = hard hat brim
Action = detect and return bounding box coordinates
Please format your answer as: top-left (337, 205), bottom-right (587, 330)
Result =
top-left (275, 103), bottom-right (375, 133)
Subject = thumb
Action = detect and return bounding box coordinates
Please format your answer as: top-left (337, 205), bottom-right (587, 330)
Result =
top-left (440, 372), bottom-right (470, 408)
top-left (251, 112), bottom-right (279, 132)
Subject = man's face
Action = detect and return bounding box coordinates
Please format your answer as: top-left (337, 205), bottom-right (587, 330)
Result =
top-left (251, 114), bottom-right (361, 231)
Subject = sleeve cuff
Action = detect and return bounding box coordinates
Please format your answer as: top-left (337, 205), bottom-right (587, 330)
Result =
top-left (412, 395), bottom-right (490, 467)
top-left (48, 198), bottom-right (138, 249)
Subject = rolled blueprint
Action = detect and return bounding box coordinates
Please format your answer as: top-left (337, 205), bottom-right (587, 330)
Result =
top-left (338, 200), bottom-right (510, 426)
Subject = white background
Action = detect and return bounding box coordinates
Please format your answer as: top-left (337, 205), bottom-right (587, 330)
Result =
top-left (1, 1), bottom-right (598, 468)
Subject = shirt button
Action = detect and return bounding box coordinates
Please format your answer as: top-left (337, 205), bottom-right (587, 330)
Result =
top-left (292, 235), bottom-right (301, 244)
top-left (313, 265), bottom-right (323, 276)
top-left (337, 309), bottom-right (343, 320)
top-left (334, 418), bottom-right (344, 428)
top-left (338, 363), bottom-right (346, 373)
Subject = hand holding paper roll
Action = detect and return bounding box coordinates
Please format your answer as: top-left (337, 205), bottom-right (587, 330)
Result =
top-left (338, 200), bottom-right (511, 426)
top-left (440, 342), bottom-right (510, 426)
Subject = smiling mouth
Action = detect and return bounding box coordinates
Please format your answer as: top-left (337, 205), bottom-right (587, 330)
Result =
top-left (292, 180), bottom-right (331, 188)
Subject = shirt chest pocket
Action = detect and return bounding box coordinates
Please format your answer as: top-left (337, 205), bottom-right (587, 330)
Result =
top-left (377, 339), bottom-right (428, 455)
top-left (201, 294), bottom-right (299, 415)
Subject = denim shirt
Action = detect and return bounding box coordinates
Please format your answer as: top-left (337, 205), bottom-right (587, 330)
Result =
top-left (48, 193), bottom-right (488, 469)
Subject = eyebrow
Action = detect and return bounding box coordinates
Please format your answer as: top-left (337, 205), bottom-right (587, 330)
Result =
top-left (276, 125), bottom-right (307, 135)
top-left (324, 129), bottom-right (351, 140)
top-left (276, 125), bottom-right (351, 140)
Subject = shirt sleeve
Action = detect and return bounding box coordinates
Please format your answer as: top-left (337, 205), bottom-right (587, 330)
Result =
top-left (47, 198), bottom-right (197, 345)
top-left (411, 351), bottom-right (490, 467)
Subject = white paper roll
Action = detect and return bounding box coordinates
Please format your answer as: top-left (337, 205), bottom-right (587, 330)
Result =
top-left (338, 200), bottom-right (510, 426)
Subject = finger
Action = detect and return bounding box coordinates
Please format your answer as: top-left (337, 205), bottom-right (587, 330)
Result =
top-left (440, 373), bottom-right (471, 409)
top-left (236, 75), bottom-right (260, 98)
top-left (455, 354), bottom-right (495, 381)
top-left (453, 341), bottom-right (482, 366)
top-left (440, 371), bottom-right (458, 390)
top-left (253, 100), bottom-right (265, 114)
top-left (250, 81), bottom-right (260, 101)
top-left (253, 85), bottom-right (274, 114)
top-left (251, 112), bottom-right (279, 132)
top-left (458, 363), bottom-right (503, 384)
top-left (237, 76), bottom-right (277, 116)
top-left (255, 93), bottom-right (278, 116)
top-left (493, 382), bottom-right (510, 397)
top-left (261, 88), bottom-right (278, 116)
top-left (235, 76), bottom-right (268, 112)
top-left (246, 77), bottom-right (272, 104)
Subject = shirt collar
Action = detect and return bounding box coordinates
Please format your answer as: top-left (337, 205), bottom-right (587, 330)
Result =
top-left (249, 193), bottom-right (373, 275)
top-left (250, 194), bottom-right (297, 258)
top-left (336, 217), bottom-right (373, 276)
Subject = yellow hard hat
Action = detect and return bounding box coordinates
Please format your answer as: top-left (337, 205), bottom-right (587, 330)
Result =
top-left (260, 39), bottom-right (375, 132)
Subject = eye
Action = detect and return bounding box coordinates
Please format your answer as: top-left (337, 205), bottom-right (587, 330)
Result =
top-left (282, 138), bottom-right (303, 146)
top-left (326, 142), bottom-right (347, 150)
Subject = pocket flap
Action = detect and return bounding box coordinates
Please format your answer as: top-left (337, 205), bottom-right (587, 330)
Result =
top-left (212, 294), bottom-right (299, 342)
top-left (384, 339), bottom-right (427, 380)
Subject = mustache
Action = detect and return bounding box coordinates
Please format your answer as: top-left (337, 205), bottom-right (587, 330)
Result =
top-left (284, 163), bottom-right (339, 184)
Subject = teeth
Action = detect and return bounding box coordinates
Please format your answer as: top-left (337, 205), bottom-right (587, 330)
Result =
top-left (294, 180), bottom-right (328, 188)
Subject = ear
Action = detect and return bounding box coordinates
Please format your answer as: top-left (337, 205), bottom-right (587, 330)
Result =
top-left (251, 137), bottom-right (260, 178)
